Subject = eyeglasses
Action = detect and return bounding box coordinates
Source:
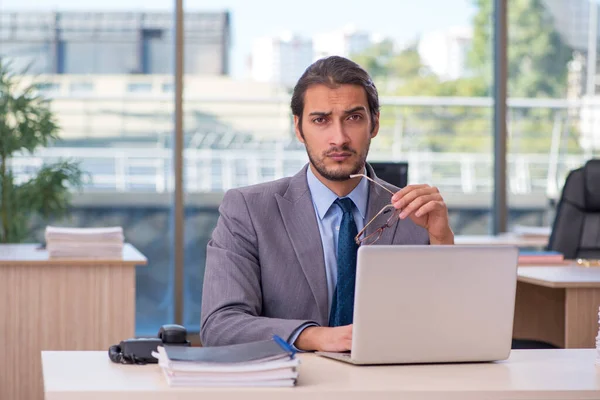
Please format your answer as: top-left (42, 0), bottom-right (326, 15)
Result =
top-left (350, 173), bottom-right (401, 246)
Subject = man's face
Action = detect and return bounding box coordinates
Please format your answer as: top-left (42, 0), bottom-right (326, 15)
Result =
top-left (294, 84), bottom-right (379, 181)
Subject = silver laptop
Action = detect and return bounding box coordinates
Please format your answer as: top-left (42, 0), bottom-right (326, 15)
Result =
top-left (316, 245), bottom-right (519, 365)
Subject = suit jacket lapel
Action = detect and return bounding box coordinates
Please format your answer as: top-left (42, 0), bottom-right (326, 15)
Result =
top-left (364, 163), bottom-right (397, 245)
top-left (275, 165), bottom-right (329, 324)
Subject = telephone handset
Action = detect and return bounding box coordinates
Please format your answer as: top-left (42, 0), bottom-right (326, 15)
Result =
top-left (108, 324), bottom-right (190, 365)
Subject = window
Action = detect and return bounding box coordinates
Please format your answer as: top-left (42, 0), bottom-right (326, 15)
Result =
top-left (69, 82), bottom-right (94, 93)
top-left (127, 82), bottom-right (153, 93)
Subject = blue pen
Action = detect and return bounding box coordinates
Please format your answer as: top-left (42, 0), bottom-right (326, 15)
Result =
top-left (273, 335), bottom-right (297, 358)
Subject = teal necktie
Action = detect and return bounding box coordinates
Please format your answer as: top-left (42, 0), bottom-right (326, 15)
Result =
top-left (329, 198), bottom-right (358, 327)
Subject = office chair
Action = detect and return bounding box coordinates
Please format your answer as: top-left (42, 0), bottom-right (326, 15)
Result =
top-left (547, 159), bottom-right (600, 259)
top-left (370, 162), bottom-right (408, 188)
top-left (511, 159), bottom-right (600, 350)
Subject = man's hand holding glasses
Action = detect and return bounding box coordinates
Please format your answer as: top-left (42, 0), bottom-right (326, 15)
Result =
top-left (351, 174), bottom-right (454, 246)
top-left (391, 183), bottom-right (454, 245)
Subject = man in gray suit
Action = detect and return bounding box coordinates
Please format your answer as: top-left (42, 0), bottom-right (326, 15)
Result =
top-left (201, 56), bottom-right (454, 352)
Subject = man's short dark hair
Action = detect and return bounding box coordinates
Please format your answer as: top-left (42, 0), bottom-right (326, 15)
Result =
top-left (290, 56), bottom-right (380, 132)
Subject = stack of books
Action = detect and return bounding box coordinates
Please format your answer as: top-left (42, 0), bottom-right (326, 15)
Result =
top-left (152, 336), bottom-right (300, 387)
top-left (596, 306), bottom-right (600, 366)
top-left (45, 226), bottom-right (124, 258)
top-left (518, 250), bottom-right (565, 265)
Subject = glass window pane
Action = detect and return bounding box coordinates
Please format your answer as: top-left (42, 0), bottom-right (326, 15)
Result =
top-left (0, 42), bottom-right (54, 73)
top-left (183, 0), bottom-right (493, 332)
top-left (63, 42), bottom-right (138, 74)
top-left (0, 8), bottom-right (180, 337)
top-left (507, 0), bottom-right (596, 243)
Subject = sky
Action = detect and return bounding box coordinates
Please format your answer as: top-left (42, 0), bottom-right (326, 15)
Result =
top-left (0, 0), bottom-right (477, 79)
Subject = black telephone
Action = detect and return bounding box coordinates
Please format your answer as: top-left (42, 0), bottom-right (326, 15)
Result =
top-left (108, 324), bottom-right (190, 365)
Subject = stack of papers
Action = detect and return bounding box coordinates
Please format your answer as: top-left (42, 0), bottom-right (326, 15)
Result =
top-left (152, 338), bottom-right (299, 387)
top-left (45, 226), bottom-right (124, 258)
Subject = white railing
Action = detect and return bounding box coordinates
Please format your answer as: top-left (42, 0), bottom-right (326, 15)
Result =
top-left (8, 147), bottom-right (589, 197)
top-left (4, 93), bottom-right (599, 196)
top-left (33, 93), bottom-right (600, 154)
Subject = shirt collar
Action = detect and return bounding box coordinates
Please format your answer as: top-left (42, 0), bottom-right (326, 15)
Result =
top-left (306, 166), bottom-right (369, 221)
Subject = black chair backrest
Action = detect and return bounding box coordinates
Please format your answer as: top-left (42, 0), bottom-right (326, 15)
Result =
top-left (548, 159), bottom-right (600, 259)
top-left (370, 162), bottom-right (408, 189)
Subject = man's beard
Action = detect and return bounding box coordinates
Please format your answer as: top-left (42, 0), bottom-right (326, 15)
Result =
top-left (305, 140), bottom-right (370, 182)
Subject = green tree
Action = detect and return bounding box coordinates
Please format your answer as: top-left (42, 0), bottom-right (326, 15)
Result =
top-left (351, 40), bottom-right (435, 95)
top-left (469, 0), bottom-right (573, 98)
top-left (0, 62), bottom-right (86, 243)
top-left (351, 39), bottom-right (398, 82)
top-left (351, 42), bottom-right (490, 152)
top-left (352, 0), bottom-right (576, 153)
top-left (469, 0), bottom-right (577, 154)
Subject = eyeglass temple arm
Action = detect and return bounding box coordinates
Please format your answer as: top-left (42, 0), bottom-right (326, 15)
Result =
top-left (349, 174), bottom-right (396, 196)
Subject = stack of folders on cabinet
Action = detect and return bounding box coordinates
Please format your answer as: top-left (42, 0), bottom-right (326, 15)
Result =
top-left (45, 226), bottom-right (124, 258)
top-left (152, 336), bottom-right (300, 387)
top-left (512, 225), bottom-right (551, 238)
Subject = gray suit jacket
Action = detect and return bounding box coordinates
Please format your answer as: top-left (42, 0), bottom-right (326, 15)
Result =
top-left (200, 163), bottom-right (429, 346)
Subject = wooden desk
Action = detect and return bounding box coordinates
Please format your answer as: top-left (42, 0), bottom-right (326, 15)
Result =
top-left (514, 266), bottom-right (600, 348)
top-left (42, 350), bottom-right (600, 400)
top-left (455, 233), bottom-right (548, 248)
top-left (0, 243), bottom-right (147, 400)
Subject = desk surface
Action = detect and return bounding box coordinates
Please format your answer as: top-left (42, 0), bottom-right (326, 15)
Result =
top-left (518, 266), bottom-right (600, 288)
top-left (42, 350), bottom-right (600, 400)
top-left (0, 243), bottom-right (147, 265)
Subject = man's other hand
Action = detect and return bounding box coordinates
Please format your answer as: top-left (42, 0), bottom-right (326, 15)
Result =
top-left (294, 325), bottom-right (352, 352)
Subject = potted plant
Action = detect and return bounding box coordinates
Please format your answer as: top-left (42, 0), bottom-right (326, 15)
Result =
top-left (0, 62), bottom-right (86, 243)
